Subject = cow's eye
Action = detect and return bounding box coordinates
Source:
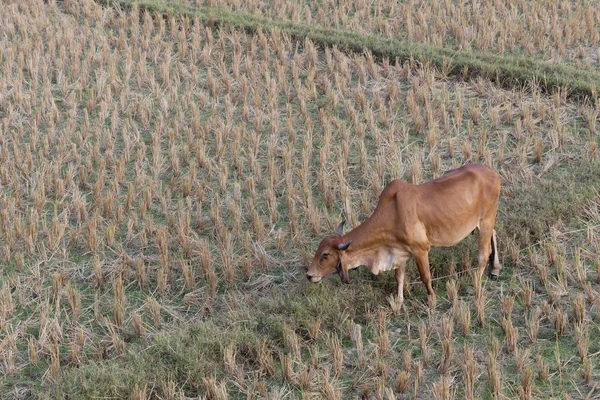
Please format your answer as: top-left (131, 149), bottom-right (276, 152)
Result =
top-left (321, 253), bottom-right (329, 259)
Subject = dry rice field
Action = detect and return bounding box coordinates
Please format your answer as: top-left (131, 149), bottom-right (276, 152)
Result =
top-left (180, 0), bottom-right (600, 66)
top-left (0, 0), bottom-right (599, 398)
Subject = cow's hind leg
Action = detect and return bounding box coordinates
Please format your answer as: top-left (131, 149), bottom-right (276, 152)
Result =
top-left (489, 229), bottom-right (502, 279)
top-left (477, 219), bottom-right (495, 280)
top-left (413, 250), bottom-right (435, 297)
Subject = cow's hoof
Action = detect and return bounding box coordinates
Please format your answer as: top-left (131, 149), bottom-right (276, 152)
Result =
top-left (489, 273), bottom-right (499, 281)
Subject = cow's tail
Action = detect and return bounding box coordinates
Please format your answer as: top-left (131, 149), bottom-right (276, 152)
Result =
top-left (488, 235), bottom-right (495, 271)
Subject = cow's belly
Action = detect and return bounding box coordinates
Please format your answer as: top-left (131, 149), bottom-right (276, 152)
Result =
top-left (428, 219), bottom-right (480, 248)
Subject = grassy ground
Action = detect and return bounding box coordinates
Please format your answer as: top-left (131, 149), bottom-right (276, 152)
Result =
top-left (43, 162), bottom-right (600, 399)
top-left (0, 0), bottom-right (599, 399)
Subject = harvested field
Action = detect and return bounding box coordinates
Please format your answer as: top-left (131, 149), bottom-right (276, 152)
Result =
top-left (0, 0), bottom-right (599, 398)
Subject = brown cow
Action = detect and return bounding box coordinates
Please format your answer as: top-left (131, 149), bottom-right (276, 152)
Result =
top-left (307, 164), bottom-right (502, 303)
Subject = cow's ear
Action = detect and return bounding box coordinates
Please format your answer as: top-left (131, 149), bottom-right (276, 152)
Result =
top-left (337, 240), bottom-right (352, 251)
top-left (335, 220), bottom-right (346, 236)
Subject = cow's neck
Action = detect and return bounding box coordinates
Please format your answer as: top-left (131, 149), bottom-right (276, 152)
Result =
top-left (339, 213), bottom-right (396, 273)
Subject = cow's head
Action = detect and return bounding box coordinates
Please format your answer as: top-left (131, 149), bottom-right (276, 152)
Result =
top-left (307, 221), bottom-right (352, 284)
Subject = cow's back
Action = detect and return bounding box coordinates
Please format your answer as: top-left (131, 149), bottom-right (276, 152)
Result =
top-left (407, 165), bottom-right (500, 247)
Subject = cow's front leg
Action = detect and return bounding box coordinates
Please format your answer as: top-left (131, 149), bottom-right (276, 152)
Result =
top-left (413, 250), bottom-right (435, 297)
top-left (394, 262), bottom-right (406, 304)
